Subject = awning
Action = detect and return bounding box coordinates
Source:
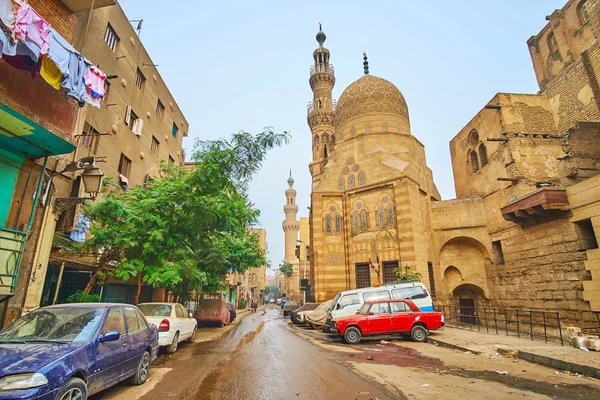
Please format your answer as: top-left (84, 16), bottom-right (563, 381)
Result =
top-left (0, 104), bottom-right (76, 159)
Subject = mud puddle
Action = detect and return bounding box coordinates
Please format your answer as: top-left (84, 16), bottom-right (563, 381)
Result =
top-left (343, 343), bottom-right (444, 369)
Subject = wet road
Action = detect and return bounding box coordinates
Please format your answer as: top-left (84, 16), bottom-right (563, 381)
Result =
top-left (92, 305), bottom-right (394, 399)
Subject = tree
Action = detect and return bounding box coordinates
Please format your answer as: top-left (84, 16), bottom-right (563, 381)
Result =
top-left (394, 265), bottom-right (422, 281)
top-left (279, 261), bottom-right (294, 296)
top-left (83, 128), bottom-right (289, 303)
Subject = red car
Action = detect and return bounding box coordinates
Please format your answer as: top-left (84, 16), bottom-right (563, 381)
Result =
top-left (331, 299), bottom-right (444, 344)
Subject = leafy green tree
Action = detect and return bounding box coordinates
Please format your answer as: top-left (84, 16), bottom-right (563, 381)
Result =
top-left (278, 261), bottom-right (294, 278)
top-left (394, 265), bottom-right (422, 281)
top-left (83, 128), bottom-right (289, 303)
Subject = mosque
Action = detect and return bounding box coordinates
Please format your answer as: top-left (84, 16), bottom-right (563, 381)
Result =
top-left (285, 0), bottom-right (600, 326)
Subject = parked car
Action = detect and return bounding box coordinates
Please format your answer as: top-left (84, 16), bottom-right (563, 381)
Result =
top-left (137, 303), bottom-right (197, 354)
top-left (305, 300), bottom-right (332, 329)
top-left (331, 299), bottom-right (445, 344)
top-left (194, 299), bottom-right (231, 327)
top-left (326, 281), bottom-right (435, 331)
top-left (0, 303), bottom-right (158, 400)
top-left (225, 302), bottom-right (237, 322)
top-left (282, 301), bottom-right (299, 317)
top-left (291, 303), bottom-right (318, 324)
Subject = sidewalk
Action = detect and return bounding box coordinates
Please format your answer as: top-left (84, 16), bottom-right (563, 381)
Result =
top-left (428, 327), bottom-right (600, 378)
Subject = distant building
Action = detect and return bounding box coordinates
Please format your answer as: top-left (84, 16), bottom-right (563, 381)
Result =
top-left (307, 0), bottom-right (600, 327)
top-left (282, 172), bottom-right (301, 302)
top-left (225, 228), bottom-right (267, 306)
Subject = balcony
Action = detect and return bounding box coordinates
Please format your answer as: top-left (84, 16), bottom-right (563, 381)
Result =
top-left (59, 0), bottom-right (116, 12)
top-left (310, 64), bottom-right (335, 77)
top-left (0, 228), bottom-right (26, 302)
top-left (501, 188), bottom-right (570, 223)
top-left (307, 99), bottom-right (337, 114)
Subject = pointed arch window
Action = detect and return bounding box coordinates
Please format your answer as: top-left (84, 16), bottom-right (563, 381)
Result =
top-left (325, 214), bottom-right (332, 233)
top-left (479, 143), bottom-right (488, 167)
top-left (377, 207), bottom-right (386, 228)
top-left (348, 175), bottom-right (355, 189)
top-left (547, 31), bottom-right (558, 55)
top-left (352, 211), bottom-right (359, 231)
top-left (324, 144), bottom-right (328, 158)
top-left (338, 177), bottom-right (345, 191)
top-left (470, 150), bottom-right (479, 173)
top-left (578, 0), bottom-right (590, 25)
top-left (317, 99), bottom-right (323, 109)
top-left (358, 172), bottom-right (366, 186)
top-left (360, 209), bottom-right (368, 231)
top-left (387, 205), bottom-right (395, 226)
top-left (335, 214), bottom-right (342, 233)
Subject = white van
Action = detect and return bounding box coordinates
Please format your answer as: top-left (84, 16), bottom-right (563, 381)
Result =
top-left (326, 281), bottom-right (434, 329)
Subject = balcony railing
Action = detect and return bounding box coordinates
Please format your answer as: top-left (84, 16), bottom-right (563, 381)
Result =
top-left (0, 228), bottom-right (27, 301)
top-left (310, 64), bottom-right (335, 77)
top-left (307, 99), bottom-right (337, 114)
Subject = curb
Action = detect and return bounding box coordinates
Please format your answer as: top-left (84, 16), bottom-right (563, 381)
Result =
top-left (428, 337), bottom-right (482, 355)
top-left (501, 348), bottom-right (600, 379)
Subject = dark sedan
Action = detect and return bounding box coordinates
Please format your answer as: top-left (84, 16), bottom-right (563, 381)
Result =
top-left (0, 303), bottom-right (159, 400)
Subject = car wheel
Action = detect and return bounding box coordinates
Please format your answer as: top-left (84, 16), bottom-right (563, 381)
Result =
top-left (187, 328), bottom-right (196, 343)
top-left (344, 327), bottom-right (362, 344)
top-left (130, 351), bottom-right (151, 385)
top-left (411, 325), bottom-right (428, 342)
top-left (167, 332), bottom-right (179, 353)
top-left (55, 377), bottom-right (87, 400)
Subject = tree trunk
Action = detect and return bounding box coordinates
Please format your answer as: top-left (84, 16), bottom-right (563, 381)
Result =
top-left (83, 272), bottom-right (100, 295)
top-left (133, 272), bottom-right (142, 305)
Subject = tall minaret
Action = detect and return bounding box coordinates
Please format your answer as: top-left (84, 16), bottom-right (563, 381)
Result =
top-left (307, 24), bottom-right (335, 187)
top-left (282, 171), bottom-right (300, 263)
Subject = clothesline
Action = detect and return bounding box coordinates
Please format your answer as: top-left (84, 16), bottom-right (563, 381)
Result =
top-left (0, 0), bottom-right (107, 108)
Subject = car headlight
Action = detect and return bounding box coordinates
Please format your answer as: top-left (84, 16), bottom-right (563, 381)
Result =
top-left (0, 373), bottom-right (48, 391)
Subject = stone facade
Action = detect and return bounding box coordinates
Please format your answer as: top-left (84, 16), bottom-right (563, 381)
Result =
top-left (307, 0), bottom-right (600, 325)
top-left (282, 174), bottom-right (300, 302)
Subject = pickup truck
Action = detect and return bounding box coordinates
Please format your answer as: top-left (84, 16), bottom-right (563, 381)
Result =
top-left (330, 299), bottom-right (444, 344)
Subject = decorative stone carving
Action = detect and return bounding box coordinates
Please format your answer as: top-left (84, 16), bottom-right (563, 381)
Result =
top-left (111, 124), bottom-right (118, 134)
top-left (334, 75), bottom-right (409, 128)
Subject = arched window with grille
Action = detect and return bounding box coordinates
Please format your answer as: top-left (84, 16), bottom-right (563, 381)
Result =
top-left (348, 175), bottom-right (355, 189)
top-left (479, 143), bottom-right (488, 167)
top-left (358, 172), bottom-right (366, 186)
top-left (470, 150), bottom-right (479, 173)
top-left (335, 214), bottom-right (342, 233)
top-left (325, 214), bottom-right (332, 233)
top-left (360, 209), bottom-right (368, 231)
top-left (352, 211), bottom-right (359, 231)
top-left (387, 205), bottom-right (395, 226)
top-left (578, 0), bottom-right (589, 25)
top-left (338, 177), bottom-right (345, 191)
top-left (377, 207), bottom-right (385, 227)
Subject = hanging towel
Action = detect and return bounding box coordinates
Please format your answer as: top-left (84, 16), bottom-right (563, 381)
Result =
top-left (14, 1), bottom-right (49, 55)
top-left (70, 213), bottom-right (91, 243)
top-left (84, 65), bottom-right (106, 98)
top-left (48, 28), bottom-right (75, 75)
top-left (40, 55), bottom-right (61, 89)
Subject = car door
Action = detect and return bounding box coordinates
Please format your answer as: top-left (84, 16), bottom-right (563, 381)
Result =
top-left (123, 306), bottom-right (147, 377)
top-left (91, 307), bottom-right (128, 392)
top-left (390, 301), bottom-right (415, 333)
top-left (366, 303), bottom-right (393, 334)
top-left (177, 304), bottom-right (192, 339)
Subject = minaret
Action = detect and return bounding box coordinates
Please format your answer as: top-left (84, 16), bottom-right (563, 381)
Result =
top-left (282, 171), bottom-right (300, 263)
top-left (307, 24), bottom-right (335, 187)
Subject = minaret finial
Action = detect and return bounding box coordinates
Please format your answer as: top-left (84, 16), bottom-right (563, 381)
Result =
top-left (289, 169), bottom-right (292, 177)
top-left (363, 53), bottom-right (369, 75)
top-left (287, 170), bottom-right (295, 188)
top-left (316, 24), bottom-right (326, 46)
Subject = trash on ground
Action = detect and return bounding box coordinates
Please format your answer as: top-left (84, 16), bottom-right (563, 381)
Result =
top-left (421, 384), bottom-right (430, 387)
top-left (355, 391), bottom-right (370, 395)
top-left (380, 340), bottom-right (391, 345)
top-left (367, 355), bottom-right (374, 361)
top-left (496, 371), bottom-right (508, 375)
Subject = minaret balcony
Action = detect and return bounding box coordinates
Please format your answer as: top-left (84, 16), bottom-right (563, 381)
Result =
top-left (307, 99), bottom-right (337, 114)
top-left (310, 64), bottom-right (335, 77)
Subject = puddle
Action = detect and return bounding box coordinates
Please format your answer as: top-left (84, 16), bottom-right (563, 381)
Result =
top-left (343, 344), bottom-right (444, 369)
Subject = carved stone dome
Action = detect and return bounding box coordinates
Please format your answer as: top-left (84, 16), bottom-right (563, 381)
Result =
top-left (334, 75), bottom-right (409, 131)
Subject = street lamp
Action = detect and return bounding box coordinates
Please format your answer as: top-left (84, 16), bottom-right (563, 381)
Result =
top-left (81, 166), bottom-right (104, 199)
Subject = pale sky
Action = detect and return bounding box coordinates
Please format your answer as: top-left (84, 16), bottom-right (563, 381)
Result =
top-left (120, 0), bottom-right (565, 272)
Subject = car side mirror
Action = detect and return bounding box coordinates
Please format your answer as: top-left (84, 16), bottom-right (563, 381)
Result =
top-left (99, 331), bottom-right (120, 342)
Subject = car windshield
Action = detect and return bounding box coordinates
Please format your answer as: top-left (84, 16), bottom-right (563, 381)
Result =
top-left (328, 293), bottom-right (341, 311)
top-left (0, 307), bottom-right (103, 344)
top-left (358, 302), bottom-right (371, 315)
top-left (138, 304), bottom-right (172, 317)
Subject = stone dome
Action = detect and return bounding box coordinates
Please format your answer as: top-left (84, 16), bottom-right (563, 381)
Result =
top-left (334, 75), bottom-right (409, 130)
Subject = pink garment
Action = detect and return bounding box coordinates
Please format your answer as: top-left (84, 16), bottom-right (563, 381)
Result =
top-left (83, 65), bottom-right (106, 98)
top-left (14, 2), bottom-right (49, 55)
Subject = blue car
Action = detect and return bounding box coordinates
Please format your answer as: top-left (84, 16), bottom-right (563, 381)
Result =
top-left (0, 303), bottom-right (159, 400)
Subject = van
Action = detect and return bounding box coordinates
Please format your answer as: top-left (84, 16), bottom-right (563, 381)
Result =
top-left (326, 281), bottom-right (434, 329)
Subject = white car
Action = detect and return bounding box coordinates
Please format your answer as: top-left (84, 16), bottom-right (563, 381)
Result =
top-left (138, 302), bottom-right (197, 353)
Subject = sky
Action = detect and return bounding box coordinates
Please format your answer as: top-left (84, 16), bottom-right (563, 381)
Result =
top-left (120, 0), bottom-right (566, 272)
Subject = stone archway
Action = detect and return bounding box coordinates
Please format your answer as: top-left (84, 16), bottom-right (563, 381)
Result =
top-left (452, 283), bottom-right (487, 325)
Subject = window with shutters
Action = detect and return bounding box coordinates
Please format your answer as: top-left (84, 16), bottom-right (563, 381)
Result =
top-left (382, 260), bottom-right (398, 283)
top-left (118, 153), bottom-right (132, 178)
top-left (104, 24), bottom-right (119, 52)
top-left (135, 68), bottom-right (146, 90)
top-left (125, 106), bottom-right (143, 136)
top-left (172, 123), bottom-right (179, 138)
top-left (156, 99), bottom-right (165, 118)
top-left (151, 136), bottom-right (159, 155)
top-left (355, 263), bottom-right (371, 288)
top-left (80, 122), bottom-right (99, 154)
